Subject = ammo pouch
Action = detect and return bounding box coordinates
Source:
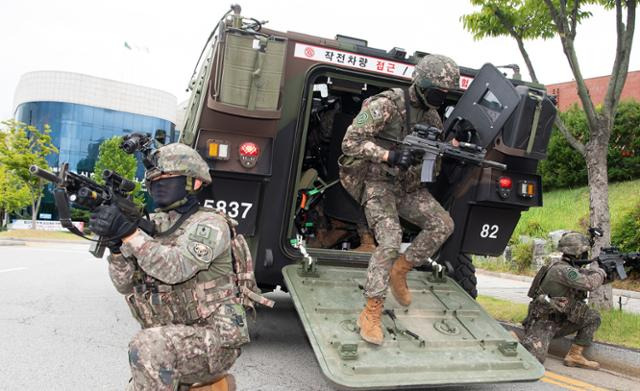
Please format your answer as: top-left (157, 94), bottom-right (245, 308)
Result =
top-left (566, 300), bottom-right (590, 324)
top-left (338, 154), bottom-right (368, 202)
top-left (125, 275), bottom-right (239, 329)
top-left (213, 303), bottom-right (250, 348)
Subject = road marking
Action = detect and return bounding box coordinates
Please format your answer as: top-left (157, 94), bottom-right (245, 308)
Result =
top-left (542, 371), bottom-right (608, 391)
top-left (0, 267), bottom-right (27, 273)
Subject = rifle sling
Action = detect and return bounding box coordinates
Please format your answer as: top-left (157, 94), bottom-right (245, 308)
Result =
top-left (155, 202), bottom-right (200, 238)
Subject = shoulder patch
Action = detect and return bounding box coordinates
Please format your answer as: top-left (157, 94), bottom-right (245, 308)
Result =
top-left (189, 222), bottom-right (223, 246)
top-left (567, 269), bottom-right (579, 281)
top-left (187, 242), bottom-right (214, 264)
top-left (355, 110), bottom-right (371, 126)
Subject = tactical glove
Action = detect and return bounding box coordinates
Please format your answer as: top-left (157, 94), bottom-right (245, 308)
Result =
top-left (452, 118), bottom-right (475, 143)
top-left (89, 204), bottom-right (139, 240)
top-left (387, 149), bottom-right (414, 170)
top-left (105, 239), bottom-right (123, 254)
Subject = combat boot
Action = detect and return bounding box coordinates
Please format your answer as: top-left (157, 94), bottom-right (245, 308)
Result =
top-left (354, 230), bottom-right (376, 252)
top-left (190, 374), bottom-right (236, 391)
top-left (389, 255), bottom-right (413, 306)
top-left (357, 297), bottom-right (384, 345)
top-left (563, 344), bottom-right (600, 370)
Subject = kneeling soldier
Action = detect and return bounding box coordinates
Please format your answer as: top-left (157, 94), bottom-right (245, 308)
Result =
top-left (90, 143), bottom-right (251, 390)
top-left (522, 232), bottom-right (605, 369)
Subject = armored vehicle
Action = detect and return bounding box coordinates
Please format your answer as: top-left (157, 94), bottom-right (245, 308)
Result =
top-left (179, 5), bottom-right (555, 389)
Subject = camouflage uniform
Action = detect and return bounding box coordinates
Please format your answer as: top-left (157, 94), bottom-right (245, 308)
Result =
top-left (522, 258), bottom-right (605, 364)
top-left (107, 143), bottom-right (247, 390)
top-left (341, 56), bottom-right (458, 299)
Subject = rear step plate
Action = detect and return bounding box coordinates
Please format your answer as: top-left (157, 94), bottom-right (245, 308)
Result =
top-left (282, 264), bottom-right (544, 390)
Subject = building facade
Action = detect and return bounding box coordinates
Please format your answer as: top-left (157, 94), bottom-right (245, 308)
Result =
top-left (546, 70), bottom-right (640, 111)
top-left (13, 71), bottom-right (178, 219)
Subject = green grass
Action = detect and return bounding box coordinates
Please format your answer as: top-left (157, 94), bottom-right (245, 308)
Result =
top-left (477, 295), bottom-right (640, 349)
top-left (513, 179), bottom-right (640, 238)
top-left (0, 229), bottom-right (84, 241)
top-left (477, 295), bottom-right (529, 324)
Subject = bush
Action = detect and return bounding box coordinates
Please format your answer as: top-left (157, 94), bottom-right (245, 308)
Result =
top-left (511, 241), bottom-right (534, 272)
top-left (539, 100), bottom-right (640, 190)
top-left (520, 219), bottom-right (546, 238)
top-left (612, 201), bottom-right (640, 252)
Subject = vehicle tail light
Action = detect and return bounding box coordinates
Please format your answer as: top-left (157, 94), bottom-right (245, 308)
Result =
top-left (207, 140), bottom-right (230, 160)
top-left (498, 177), bottom-right (512, 189)
top-left (497, 176), bottom-right (512, 199)
top-left (518, 180), bottom-right (535, 199)
top-left (239, 142), bottom-right (260, 168)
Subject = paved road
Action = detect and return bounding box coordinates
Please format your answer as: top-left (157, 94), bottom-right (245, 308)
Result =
top-left (477, 271), bottom-right (640, 313)
top-left (1, 242), bottom-right (637, 390)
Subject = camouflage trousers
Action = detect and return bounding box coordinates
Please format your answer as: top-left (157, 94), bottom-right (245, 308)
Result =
top-left (521, 302), bottom-right (601, 364)
top-left (362, 181), bottom-right (454, 298)
top-left (127, 324), bottom-right (240, 391)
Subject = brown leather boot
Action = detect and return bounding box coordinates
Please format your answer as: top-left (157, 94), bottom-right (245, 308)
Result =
top-left (354, 230), bottom-right (376, 252)
top-left (563, 344), bottom-right (600, 370)
top-left (357, 297), bottom-right (384, 345)
top-left (389, 255), bottom-right (413, 306)
top-left (190, 374), bottom-right (236, 391)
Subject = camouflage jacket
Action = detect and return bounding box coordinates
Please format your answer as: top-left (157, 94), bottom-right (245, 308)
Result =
top-left (108, 209), bottom-right (249, 346)
top-left (341, 87), bottom-right (442, 184)
top-left (529, 260), bottom-right (605, 322)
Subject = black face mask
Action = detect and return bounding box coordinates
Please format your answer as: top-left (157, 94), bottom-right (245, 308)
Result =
top-left (149, 176), bottom-right (187, 208)
top-left (423, 87), bottom-right (447, 107)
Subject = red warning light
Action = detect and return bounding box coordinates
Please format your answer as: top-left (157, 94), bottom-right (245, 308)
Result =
top-left (239, 142), bottom-right (260, 157)
top-left (498, 176), bottom-right (512, 189)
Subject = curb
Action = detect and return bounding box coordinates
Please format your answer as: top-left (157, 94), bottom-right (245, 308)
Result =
top-left (501, 322), bottom-right (640, 378)
top-left (0, 237), bottom-right (87, 245)
top-left (477, 268), bottom-right (640, 300)
top-left (0, 239), bottom-right (26, 246)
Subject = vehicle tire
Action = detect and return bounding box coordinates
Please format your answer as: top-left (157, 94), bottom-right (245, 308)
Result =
top-left (448, 253), bottom-right (478, 298)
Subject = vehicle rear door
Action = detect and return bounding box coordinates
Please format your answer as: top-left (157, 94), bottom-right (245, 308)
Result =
top-left (282, 262), bottom-right (544, 389)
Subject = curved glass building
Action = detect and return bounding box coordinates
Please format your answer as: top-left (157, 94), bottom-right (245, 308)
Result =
top-left (13, 71), bottom-right (178, 218)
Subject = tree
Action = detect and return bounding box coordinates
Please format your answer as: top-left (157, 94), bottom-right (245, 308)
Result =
top-left (462, 0), bottom-right (638, 308)
top-left (93, 136), bottom-right (145, 207)
top-left (0, 120), bottom-right (58, 229)
top-left (0, 165), bottom-right (31, 229)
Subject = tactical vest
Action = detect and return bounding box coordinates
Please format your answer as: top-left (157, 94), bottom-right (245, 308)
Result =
top-left (527, 260), bottom-right (556, 299)
top-left (125, 209), bottom-right (273, 348)
top-left (339, 88), bottom-right (425, 201)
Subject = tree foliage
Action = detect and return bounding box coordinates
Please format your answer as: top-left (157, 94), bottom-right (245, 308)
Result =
top-left (539, 100), bottom-right (640, 189)
top-left (462, 0), bottom-right (638, 309)
top-left (0, 120), bottom-right (58, 228)
top-left (462, 0), bottom-right (558, 41)
top-left (93, 136), bottom-right (144, 206)
top-left (0, 165), bottom-right (31, 229)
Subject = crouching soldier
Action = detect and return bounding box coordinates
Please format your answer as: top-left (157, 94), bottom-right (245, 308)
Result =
top-left (522, 232), bottom-right (605, 369)
top-left (89, 143), bottom-right (272, 390)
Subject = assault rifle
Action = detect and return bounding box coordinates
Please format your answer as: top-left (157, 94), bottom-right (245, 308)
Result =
top-left (572, 227), bottom-right (640, 281)
top-left (30, 164), bottom-right (155, 258)
top-left (378, 124), bottom-right (507, 182)
top-left (573, 248), bottom-right (640, 281)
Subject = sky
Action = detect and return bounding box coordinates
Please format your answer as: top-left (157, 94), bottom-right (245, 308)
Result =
top-left (1, 0), bottom-right (638, 120)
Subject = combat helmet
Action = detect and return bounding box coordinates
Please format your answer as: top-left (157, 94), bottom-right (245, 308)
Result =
top-left (412, 54), bottom-right (460, 90)
top-left (557, 231), bottom-right (591, 258)
top-left (145, 143), bottom-right (212, 184)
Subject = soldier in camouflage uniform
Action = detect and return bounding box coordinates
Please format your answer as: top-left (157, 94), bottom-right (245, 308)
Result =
top-left (522, 232), bottom-right (606, 369)
top-left (89, 143), bottom-right (244, 391)
top-left (341, 54), bottom-right (459, 345)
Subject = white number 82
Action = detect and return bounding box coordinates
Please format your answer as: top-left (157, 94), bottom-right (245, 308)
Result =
top-left (480, 224), bottom-right (499, 239)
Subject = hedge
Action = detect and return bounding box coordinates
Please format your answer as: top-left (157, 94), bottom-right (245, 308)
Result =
top-left (538, 100), bottom-right (640, 190)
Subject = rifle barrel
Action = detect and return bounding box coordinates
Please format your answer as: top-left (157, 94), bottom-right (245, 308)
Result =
top-left (29, 165), bottom-right (62, 185)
